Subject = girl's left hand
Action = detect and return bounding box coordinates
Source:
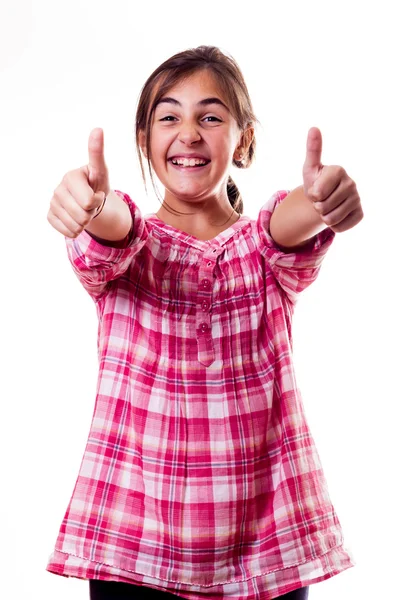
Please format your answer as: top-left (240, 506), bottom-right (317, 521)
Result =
top-left (302, 127), bottom-right (364, 233)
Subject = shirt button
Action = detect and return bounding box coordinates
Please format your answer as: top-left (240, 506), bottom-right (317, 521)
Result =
top-left (201, 278), bottom-right (210, 289)
top-left (201, 301), bottom-right (209, 311)
top-left (199, 322), bottom-right (208, 332)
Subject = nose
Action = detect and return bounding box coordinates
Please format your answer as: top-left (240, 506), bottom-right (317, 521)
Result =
top-left (177, 120), bottom-right (201, 145)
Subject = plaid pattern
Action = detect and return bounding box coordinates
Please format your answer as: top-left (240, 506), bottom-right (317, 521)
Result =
top-left (47, 190), bottom-right (354, 599)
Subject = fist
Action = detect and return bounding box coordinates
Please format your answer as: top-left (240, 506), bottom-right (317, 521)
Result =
top-left (47, 128), bottom-right (110, 238)
top-left (302, 127), bottom-right (363, 233)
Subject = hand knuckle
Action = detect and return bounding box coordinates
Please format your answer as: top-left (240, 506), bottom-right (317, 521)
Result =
top-left (313, 201), bottom-right (322, 212)
top-left (82, 214), bottom-right (92, 227)
top-left (310, 189), bottom-right (320, 201)
top-left (321, 203), bottom-right (331, 216)
top-left (82, 196), bottom-right (94, 211)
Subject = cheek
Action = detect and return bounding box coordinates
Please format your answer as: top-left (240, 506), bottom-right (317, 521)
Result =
top-left (214, 140), bottom-right (236, 168)
top-left (216, 131), bottom-right (238, 155)
top-left (150, 129), bottom-right (169, 157)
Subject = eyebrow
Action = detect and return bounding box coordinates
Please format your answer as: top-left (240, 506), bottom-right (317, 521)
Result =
top-left (155, 96), bottom-right (229, 110)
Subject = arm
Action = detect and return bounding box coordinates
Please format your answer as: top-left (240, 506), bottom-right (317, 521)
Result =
top-left (270, 128), bottom-right (363, 253)
top-left (269, 185), bottom-right (326, 251)
top-left (257, 190), bottom-right (335, 304)
top-left (65, 190), bottom-right (148, 301)
top-left (84, 189), bottom-right (133, 244)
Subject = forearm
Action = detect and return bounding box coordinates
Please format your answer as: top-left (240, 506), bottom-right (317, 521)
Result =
top-left (85, 190), bottom-right (133, 242)
top-left (270, 186), bottom-right (328, 251)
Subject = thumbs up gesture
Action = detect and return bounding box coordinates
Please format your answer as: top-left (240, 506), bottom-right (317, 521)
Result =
top-left (302, 127), bottom-right (363, 232)
top-left (48, 128), bottom-right (111, 238)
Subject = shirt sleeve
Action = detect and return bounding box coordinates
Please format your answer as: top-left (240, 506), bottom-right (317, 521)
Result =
top-left (65, 189), bottom-right (148, 302)
top-left (257, 189), bottom-right (335, 304)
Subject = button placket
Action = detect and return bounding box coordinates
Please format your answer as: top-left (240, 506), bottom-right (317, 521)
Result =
top-left (197, 277), bottom-right (212, 332)
top-left (196, 246), bottom-right (220, 366)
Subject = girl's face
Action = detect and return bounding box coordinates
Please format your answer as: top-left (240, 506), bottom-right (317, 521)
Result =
top-left (143, 70), bottom-right (243, 208)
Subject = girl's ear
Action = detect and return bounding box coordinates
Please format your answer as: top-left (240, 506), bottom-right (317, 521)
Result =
top-left (138, 130), bottom-right (148, 158)
top-left (241, 126), bottom-right (255, 156)
top-left (234, 127), bottom-right (254, 162)
top-left (233, 146), bottom-right (244, 162)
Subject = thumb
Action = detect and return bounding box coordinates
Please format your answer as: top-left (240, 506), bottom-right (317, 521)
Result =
top-left (303, 127), bottom-right (323, 190)
top-left (88, 127), bottom-right (108, 191)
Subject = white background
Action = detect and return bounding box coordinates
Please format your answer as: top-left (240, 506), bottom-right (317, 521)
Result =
top-left (1, 0), bottom-right (399, 598)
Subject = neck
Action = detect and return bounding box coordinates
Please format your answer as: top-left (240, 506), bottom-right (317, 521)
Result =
top-left (155, 191), bottom-right (240, 240)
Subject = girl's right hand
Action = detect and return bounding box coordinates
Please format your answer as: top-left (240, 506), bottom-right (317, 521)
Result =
top-left (47, 128), bottom-right (111, 239)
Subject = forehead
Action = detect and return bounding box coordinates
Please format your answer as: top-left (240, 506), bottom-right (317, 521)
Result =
top-left (159, 69), bottom-right (229, 106)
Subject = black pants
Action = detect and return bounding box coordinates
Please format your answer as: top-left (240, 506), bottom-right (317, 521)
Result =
top-left (89, 580), bottom-right (309, 599)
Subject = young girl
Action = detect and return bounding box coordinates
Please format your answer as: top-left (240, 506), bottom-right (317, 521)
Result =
top-left (46, 46), bottom-right (363, 600)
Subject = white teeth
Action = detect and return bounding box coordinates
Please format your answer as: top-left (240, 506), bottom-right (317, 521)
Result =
top-left (171, 158), bottom-right (207, 167)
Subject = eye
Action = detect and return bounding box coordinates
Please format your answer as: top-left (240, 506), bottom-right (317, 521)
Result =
top-left (159, 115), bottom-right (177, 122)
top-left (203, 116), bottom-right (222, 123)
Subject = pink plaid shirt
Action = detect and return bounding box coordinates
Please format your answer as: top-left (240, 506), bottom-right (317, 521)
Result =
top-left (47, 190), bottom-right (354, 599)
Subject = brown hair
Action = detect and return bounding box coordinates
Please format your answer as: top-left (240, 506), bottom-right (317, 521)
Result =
top-left (135, 45), bottom-right (257, 215)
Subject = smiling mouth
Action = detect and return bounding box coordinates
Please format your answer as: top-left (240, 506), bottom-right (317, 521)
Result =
top-left (168, 158), bottom-right (211, 168)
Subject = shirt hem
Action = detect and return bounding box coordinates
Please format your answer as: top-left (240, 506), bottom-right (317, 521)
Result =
top-left (46, 543), bottom-right (355, 600)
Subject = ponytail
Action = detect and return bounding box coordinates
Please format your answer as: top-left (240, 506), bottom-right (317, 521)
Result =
top-left (227, 134), bottom-right (256, 215)
top-left (227, 176), bottom-right (243, 215)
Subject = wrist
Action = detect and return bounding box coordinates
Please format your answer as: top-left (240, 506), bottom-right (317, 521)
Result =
top-left (270, 186), bottom-right (327, 249)
top-left (92, 192), bottom-right (108, 219)
top-left (85, 190), bottom-right (133, 242)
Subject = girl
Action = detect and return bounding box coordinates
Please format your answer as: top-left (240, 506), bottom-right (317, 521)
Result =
top-left (46, 46), bottom-right (363, 600)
